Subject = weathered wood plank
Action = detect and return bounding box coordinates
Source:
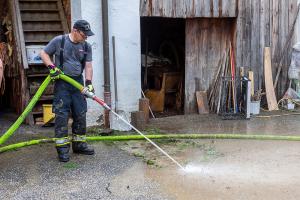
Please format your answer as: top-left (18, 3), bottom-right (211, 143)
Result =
top-left (289, 0), bottom-right (297, 46)
top-left (258, 0), bottom-right (264, 90)
top-left (271, 0), bottom-right (279, 61)
top-left (236, 0), bottom-right (244, 69)
top-left (175, 0), bottom-right (185, 17)
top-left (140, 0), bottom-right (237, 17)
top-left (185, 0), bottom-right (196, 17)
top-left (278, 0), bottom-right (289, 95)
top-left (244, 0), bottom-right (252, 69)
top-left (250, 0), bottom-right (260, 92)
top-left (248, 71), bottom-right (254, 96)
top-left (212, 0), bottom-right (219, 17)
top-left (196, 91), bottom-right (210, 114)
top-left (185, 18), bottom-right (233, 113)
top-left (264, 47), bottom-right (279, 110)
top-left (14, 0), bottom-right (28, 69)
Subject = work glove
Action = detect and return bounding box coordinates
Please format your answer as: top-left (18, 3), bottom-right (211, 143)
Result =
top-left (85, 80), bottom-right (95, 93)
top-left (47, 64), bottom-right (61, 80)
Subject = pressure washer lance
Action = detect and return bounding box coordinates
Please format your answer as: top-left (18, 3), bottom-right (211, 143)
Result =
top-left (81, 87), bottom-right (185, 171)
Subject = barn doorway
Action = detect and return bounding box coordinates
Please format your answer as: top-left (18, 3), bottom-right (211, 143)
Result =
top-left (141, 17), bottom-right (185, 117)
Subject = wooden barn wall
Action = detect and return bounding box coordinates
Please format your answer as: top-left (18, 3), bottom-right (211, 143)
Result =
top-left (236, 0), bottom-right (298, 97)
top-left (140, 0), bottom-right (237, 18)
top-left (185, 18), bottom-right (234, 113)
top-left (62, 0), bottom-right (71, 28)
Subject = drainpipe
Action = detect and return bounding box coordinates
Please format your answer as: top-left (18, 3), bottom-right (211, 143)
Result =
top-left (102, 0), bottom-right (111, 128)
top-left (298, 0), bottom-right (300, 42)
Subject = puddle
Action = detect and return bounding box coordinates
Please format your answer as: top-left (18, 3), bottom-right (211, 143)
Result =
top-left (139, 139), bottom-right (300, 200)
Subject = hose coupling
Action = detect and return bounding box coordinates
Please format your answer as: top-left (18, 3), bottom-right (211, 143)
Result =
top-left (82, 87), bottom-right (95, 99)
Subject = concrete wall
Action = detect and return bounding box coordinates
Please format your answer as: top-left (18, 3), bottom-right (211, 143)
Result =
top-left (71, 0), bottom-right (141, 129)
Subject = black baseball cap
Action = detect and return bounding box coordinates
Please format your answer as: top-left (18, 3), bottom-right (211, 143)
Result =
top-left (73, 19), bottom-right (94, 37)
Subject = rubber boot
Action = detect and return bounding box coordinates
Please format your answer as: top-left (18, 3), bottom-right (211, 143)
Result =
top-left (56, 145), bottom-right (70, 162)
top-left (72, 142), bottom-right (95, 155)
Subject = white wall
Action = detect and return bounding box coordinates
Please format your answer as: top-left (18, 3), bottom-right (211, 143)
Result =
top-left (109, 0), bottom-right (141, 130)
top-left (71, 0), bottom-right (141, 129)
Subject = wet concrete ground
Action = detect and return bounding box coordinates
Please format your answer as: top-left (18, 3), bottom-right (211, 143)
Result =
top-left (143, 139), bottom-right (300, 200)
top-left (147, 111), bottom-right (300, 135)
top-left (1, 110), bottom-right (300, 199)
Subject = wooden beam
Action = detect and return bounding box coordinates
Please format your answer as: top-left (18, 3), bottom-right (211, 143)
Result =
top-left (13, 0), bottom-right (29, 69)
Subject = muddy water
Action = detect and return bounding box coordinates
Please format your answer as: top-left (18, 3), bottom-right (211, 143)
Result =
top-left (137, 139), bottom-right (300, 200)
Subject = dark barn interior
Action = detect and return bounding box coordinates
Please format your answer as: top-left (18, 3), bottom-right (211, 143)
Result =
top-left (140, 17), bottom-right (185, 116)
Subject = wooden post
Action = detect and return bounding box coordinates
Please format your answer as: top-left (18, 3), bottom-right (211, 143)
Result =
top-left (248, 71), bottom-right (254, 97)
top-left (131, 111), bottom-right (146, 130)
top-left (240, 67), bottom-right (245, 77)
top-left (139, 98), bottom-right (149, 123)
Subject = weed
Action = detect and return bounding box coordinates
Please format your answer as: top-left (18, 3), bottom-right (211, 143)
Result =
top-left (144, 127), bottom-right (162, 135)
top-left (133, 152), bottom-right (144, 158)
top-left (146, 159), bottom-right (155, 165)
top-left (63, 162), bottom-right (79, 169)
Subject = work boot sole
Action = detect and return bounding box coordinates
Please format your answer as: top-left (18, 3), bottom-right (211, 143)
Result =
top-left (59, 157), bottom-right (70, 162)
top-left (73, 150), bottom-right (95, 155)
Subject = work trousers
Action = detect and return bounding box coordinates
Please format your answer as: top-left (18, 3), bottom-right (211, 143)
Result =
top-left (52, 75), bottom-right (87, 140)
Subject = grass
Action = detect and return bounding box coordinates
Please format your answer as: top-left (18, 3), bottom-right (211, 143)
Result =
top-left (63, 162), bottom-right (79, 169)
top-left (132, 150), bottom-right (160, 167)
top-left (143, 127), bottom-right (163, 135)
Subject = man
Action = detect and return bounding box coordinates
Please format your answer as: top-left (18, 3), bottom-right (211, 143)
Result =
top-left (41, 19), bottom-right (95, 162)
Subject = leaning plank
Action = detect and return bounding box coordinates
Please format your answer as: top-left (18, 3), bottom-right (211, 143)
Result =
top-left (264, 47), bottom-right (279, 111)
top-left (14, 0), bottom-right (28, 69)
top-left (196, 91), bottom-right (209, 114)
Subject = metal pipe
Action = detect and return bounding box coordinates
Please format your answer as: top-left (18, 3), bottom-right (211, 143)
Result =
top-left (112, 36), bottom-right (118, 112)
top-left (102, 0), bottom-right (111, 128)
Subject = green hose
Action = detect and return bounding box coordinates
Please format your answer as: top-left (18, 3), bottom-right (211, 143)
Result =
top-left (1, 133), bottom-right (300, 153)
top-left (0, 74), bottom-right (83, 146)
top-left (0, 75), bottom-right (52, 145)
top-left (59, 74), bottom-right (84, 91)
